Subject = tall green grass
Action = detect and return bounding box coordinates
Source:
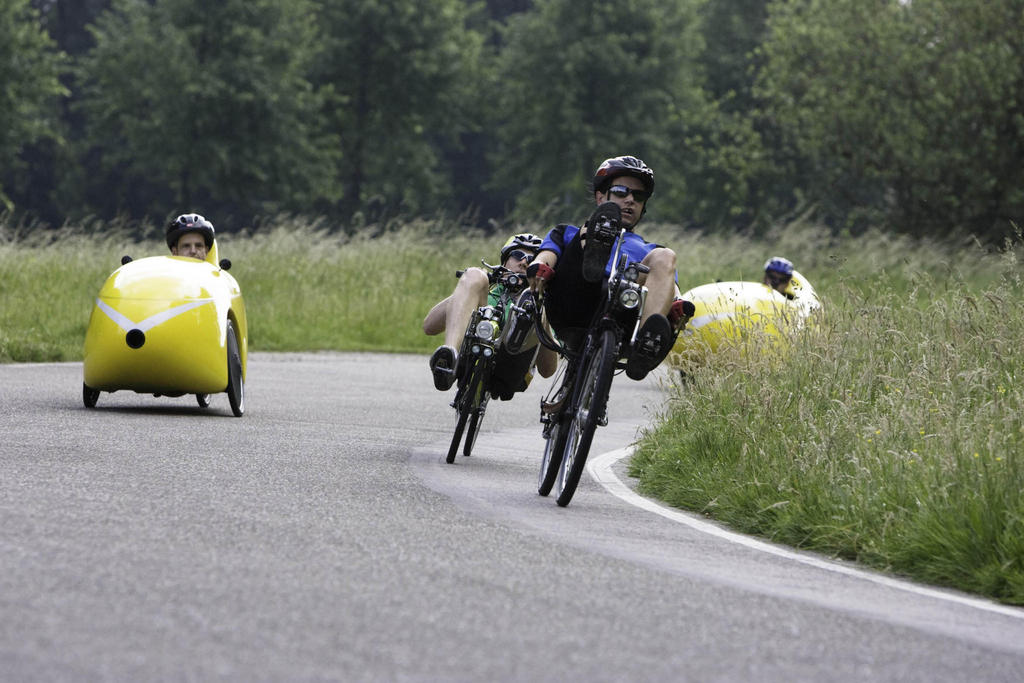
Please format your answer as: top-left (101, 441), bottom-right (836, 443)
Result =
top-left (0, 219), bottom-right (152, 362)
top-left (3, 215), bottom-right (1022, 604)
top-left (0, 215), bottom-right (493, 360)
top-left (632, 229), bottom-right (1024, 605)
top-left (220, 216), bottom-right (492, 352)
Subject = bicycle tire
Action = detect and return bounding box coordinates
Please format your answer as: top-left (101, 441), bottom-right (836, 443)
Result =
top-left (446, 361), bottom-right (485, 464)
top-left (446, 397), bottom-right (470, 463)
top-left (556, 327), bottom-right (617, 506)
top-left (463, 392), bottom-right (489, 457)
top-left (537, 411), bottom-right (569, 496)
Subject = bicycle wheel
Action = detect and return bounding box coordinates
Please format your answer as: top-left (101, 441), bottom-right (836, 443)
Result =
top-left (463, 392), bottom-right (489, 457)
top-left (446, 361), bottom-right (484, 464)
top-left (446, 406), bottom-right (470, 464)
top-left (556, 327), bottom-right (618, 507)
top-left (537, 411), bottom-right (569, 496)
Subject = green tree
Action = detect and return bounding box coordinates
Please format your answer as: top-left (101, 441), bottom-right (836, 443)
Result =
top-left (35, 0), bottom-right (111, 56)
top-left (0, 0), bottom-right (66, 211)
top-left (684, 0), bottom-right (798, 229)
top-left (483, 0), bottom-right (532, 22)
top-left (74, 0), bottom-right (335, 223)
top-left (699, 0), bottom-right (768, 112)
top-left (312, 0), bottom-right (485, 218)
top-left (756, 0), bottom-right (1024, 237)
top-left (490, 0), bottom-right (709, 222)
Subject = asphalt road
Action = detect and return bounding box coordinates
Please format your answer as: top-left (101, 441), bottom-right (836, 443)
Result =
top-left (2, 353), bottom-right (1023, 682)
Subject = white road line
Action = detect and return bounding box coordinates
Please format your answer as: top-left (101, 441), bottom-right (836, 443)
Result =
top-left (589, 446), bottom-right (1024, 620)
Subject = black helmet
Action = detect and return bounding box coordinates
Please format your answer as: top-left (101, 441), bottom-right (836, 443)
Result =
top-left (500, 233), bottom-right (543, 263)
top-left (166, 213), bottom-right (215, 250)
top-left (591, 155), bottom-right (655, 196)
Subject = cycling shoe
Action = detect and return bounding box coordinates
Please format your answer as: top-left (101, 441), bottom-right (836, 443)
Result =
top-left (582, 202), bottom-right (620, 283)
top-left (626, 314), bottom-right (673, 381)
top-left (429, 345), bottom-right (458, 391)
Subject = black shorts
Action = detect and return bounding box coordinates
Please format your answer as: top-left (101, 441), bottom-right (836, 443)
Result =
top-left (544, 234), bottom-right (602, 338)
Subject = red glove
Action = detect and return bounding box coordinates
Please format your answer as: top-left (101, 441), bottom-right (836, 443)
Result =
top-left (669, 298), bottom-right (695, 329)
top-left (527, 262), bottom-right (555, 282)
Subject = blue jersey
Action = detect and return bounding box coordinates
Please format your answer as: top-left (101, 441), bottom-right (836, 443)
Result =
top-left (540, 224), bottom-right (672, 280)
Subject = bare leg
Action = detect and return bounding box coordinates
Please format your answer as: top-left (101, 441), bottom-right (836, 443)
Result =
top-left (443, 267), bottom-right (489, 350)
top-left (423, 297), bottom-right (450, 336)
top-left (639, 247), bottom-right (677, 324)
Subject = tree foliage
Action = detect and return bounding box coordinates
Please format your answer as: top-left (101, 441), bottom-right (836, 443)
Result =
top-left (0, 0), bottom-right (66, 210)
top-left (3, 0), bottom-right (1023, 241)
top-left (312, 0), bottom-right (484, 218)
top-left (73, 0), bottom-right (334, 220)
top-left (756, 0), bottom-right (1024, 236)
top-left (491, 0), bottom-right (708, 220)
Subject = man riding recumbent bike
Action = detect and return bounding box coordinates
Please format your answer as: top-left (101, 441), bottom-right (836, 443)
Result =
top-left (528, 203), bottom-right (693, 506)
top-left (424, 234), bottom-right (557, 463)
top-left (525, 155), bottom-right (693, 506)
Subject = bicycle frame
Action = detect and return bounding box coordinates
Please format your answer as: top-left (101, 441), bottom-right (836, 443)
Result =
top-left (535, 228), bottom-right (649, 504)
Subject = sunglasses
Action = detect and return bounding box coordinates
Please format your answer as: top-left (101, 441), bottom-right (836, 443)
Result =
top-left (607, 185), bottom-right (651, 203)
top-left (506, 249), bottom-right (534, 262)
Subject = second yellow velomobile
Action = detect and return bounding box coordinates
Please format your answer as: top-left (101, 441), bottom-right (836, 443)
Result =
top-left (671, 269), bottom-right (820, 371)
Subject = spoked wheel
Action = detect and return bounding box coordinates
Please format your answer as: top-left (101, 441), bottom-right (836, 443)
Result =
top-left (446, 363), bottom-right (484, 464)
top-left (225, 319), bottom-right (244, 417)
top-left (463, 393), bottom-right (489, 458)
top-left (446, 407), bottom-right (471, 464)
top-left (83, 384), bottom-right (100, 408)
top-left (538, 362), bottom-right (574, 496)
top-left (447, 353), bottom-right (495, 463)
top-left (196, 394), bottom-right (211, 408)
top-left (537, 412), bottom-right (569, 496)
top-left (556, 328), bottom-right (618, 507)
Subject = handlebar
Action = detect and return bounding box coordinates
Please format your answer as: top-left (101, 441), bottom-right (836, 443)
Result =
top-left (529, 289), bottom-right (575, 359)
top-left (529, 227), bottom-right (649, 360)
top-left (455, 262), bottom-right (528, 292)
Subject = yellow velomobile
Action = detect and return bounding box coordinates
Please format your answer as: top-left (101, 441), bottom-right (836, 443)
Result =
top-left (671, 269), bottom-right (820, 371)
top-left (82, 235), bottom-right (247, 416)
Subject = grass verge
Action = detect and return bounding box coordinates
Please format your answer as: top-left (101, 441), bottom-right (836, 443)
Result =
top-left (632, 235), bottom-right (1024, 605)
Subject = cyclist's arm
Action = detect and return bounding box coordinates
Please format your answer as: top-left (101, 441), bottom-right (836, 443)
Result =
top-left (535, 311), bottom-right (559, 377)
top-left (528, 249), bottom-right (558, 294)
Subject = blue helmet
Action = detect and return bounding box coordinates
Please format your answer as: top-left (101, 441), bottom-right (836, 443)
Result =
top-left (764, 256), bottom-right (794, 277)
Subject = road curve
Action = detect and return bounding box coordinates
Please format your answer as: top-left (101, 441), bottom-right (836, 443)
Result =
top-left (2, 352), bottom-right (1022, 682)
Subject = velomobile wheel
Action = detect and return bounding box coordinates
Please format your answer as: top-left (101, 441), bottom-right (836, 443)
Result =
top-left (196, 394), bottom-right (211, 408)
top-left (83, 384), bottom-right (100, 408)
top-left (225, 320), bottom-right (244, 417)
